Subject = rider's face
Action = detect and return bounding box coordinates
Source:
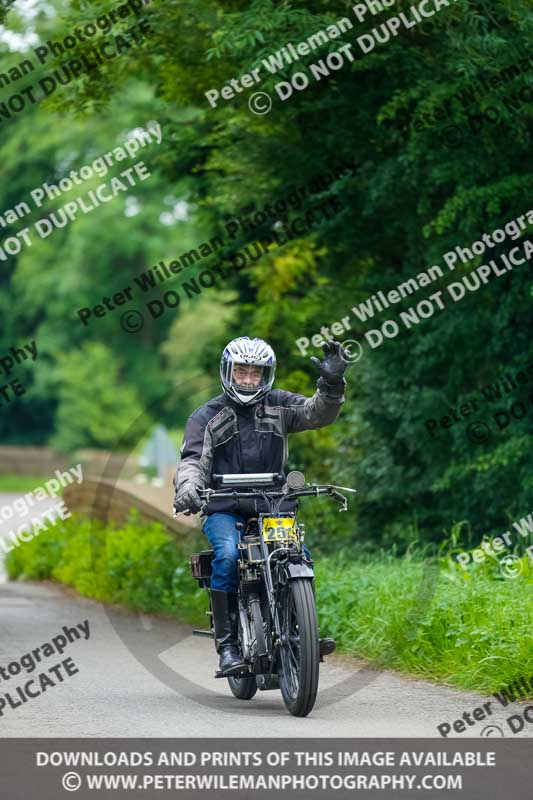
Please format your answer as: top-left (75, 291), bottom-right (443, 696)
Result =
top-left (233, 364), bottom-right (263, 388)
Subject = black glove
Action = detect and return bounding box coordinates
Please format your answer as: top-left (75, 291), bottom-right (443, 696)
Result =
top-left (173, 483), bottom-right (203, 514)
top-left (310, 341), bottom-right (347, 384)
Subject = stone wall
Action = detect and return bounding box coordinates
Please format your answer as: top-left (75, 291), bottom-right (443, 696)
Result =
top-left (63, 478), bottom-right (199, 538)
top-left (0, 446), bottom-right (138, 480)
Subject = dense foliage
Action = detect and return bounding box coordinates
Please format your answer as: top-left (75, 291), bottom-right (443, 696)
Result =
top-left (5, 511), bottom-right (208, 623)
top-left (0, 0), bottom-right (531, 548)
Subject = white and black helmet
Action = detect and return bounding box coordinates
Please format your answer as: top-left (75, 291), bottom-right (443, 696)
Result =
top-left (220, 336), bottom-right (276, 406)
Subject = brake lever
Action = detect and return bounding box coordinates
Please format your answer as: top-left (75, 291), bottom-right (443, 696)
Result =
top-left (172, 506), bottom-right (203, 517)
top-left (172, 506), bottom-right (190, 517)
top-left (330, 489), bottom-right (349, 512)
top-left (311, 483), bottom-right (357, 493)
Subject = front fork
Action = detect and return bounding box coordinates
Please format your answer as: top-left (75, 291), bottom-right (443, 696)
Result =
top-left (236, 531), bottom-right (314, 667)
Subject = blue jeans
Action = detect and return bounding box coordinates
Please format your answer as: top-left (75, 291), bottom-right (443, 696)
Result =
top-left (202, 512), bottom-right (312, 592)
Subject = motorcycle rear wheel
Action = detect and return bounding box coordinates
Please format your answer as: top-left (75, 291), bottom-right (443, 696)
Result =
top-left (227, 674), bottom-right (258, 700)
top-left (277, 578), bottom-right (319, 717)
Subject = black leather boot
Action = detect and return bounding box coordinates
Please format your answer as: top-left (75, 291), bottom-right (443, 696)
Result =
top-left (210, 589), bottom-right (246, 675)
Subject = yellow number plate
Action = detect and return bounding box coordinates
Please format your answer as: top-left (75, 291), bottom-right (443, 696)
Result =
top-left (262, 517), bottom-right (297, 543)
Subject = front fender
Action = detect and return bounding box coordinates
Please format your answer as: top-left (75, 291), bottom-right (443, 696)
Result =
top-left (285, 561), bottom-right (314, 580)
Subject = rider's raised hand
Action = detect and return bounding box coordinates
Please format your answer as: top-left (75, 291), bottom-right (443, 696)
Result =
top-left (310, 341), bottom-right (347, 384)
top-left (173, 483), bottom-right (203, 514)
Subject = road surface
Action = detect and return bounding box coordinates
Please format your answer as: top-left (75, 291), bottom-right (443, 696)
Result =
top-left (0, 491), bottom-right (529, 738)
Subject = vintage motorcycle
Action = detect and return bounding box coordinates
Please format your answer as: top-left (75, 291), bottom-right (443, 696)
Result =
top-left (183, 470), bottom-right (355, 718)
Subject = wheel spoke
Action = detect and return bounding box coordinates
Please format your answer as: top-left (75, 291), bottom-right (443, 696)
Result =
top-left (288, 648), bottom-right (299, 677)
top-left (278, 586), bottom-right (302, 699)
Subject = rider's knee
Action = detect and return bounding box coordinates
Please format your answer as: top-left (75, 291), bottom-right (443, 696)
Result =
top-left (218, 541), bottom-right (239, 562)
top-left (218, 555), bottom-right (239, 576)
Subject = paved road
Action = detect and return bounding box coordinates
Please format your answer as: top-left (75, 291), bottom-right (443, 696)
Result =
top-left (0, 491), bottom-right (530, 738)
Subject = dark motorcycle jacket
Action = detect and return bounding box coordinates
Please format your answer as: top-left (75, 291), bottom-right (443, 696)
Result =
top-left (174, 376), bottom-right (345, 517)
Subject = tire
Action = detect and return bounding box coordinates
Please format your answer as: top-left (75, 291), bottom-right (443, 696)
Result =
top-left (227, 674), bottom-right (258, 700)
top-left (277, 578), bottom-right (319, 717)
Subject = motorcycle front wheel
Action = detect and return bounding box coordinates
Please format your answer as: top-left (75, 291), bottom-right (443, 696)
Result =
top-left (277, 578), bottom-right (319, 717)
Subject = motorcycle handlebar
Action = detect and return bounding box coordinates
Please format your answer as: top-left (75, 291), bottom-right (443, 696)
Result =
top-left (200, 486), bottom-right (327, 499)
top-left (173, 483), bottom-right (355, 516)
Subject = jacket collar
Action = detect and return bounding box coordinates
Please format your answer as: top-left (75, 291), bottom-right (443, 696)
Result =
top-left (225, 395), bottom-right (262, 417)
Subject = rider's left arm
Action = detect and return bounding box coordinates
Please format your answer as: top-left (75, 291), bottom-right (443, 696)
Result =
top-left (278, 378), bottom-right (346, 434)
top-left (281, 340), bottom-right (347, 433)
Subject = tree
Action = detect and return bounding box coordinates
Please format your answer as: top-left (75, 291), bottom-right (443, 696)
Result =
top-left (51, 342), bottom-right (147, 452)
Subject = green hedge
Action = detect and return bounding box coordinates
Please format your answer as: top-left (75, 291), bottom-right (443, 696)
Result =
top-left (315, 553), bottom-right (533, 693)
top-left (6, 514), bottom-right (532, 694)
top-left (5, 511), bottom-right (209, 625)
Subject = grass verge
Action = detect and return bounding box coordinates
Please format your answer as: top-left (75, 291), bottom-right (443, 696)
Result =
top-left (0, 475), bottom-right (55, 493)
top-left (314, 553), bottom-right (532, 694)
top-left (5, 513), bottom-right (532, 695)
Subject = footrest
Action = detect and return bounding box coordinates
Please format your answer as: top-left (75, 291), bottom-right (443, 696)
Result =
top-left (192, 629), bottom-right (214, 638)
top-left (319, 637), bottom-right (336, 657)
top-left (215, 664), bottom-right (250, 679)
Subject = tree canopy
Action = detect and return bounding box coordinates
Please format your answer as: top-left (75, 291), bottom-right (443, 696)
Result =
top-left (0, 0), bottom-right (531, 548)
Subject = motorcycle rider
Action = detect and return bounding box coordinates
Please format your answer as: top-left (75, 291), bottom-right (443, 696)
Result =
top-left (173, 336), bottom-right (347, 675)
